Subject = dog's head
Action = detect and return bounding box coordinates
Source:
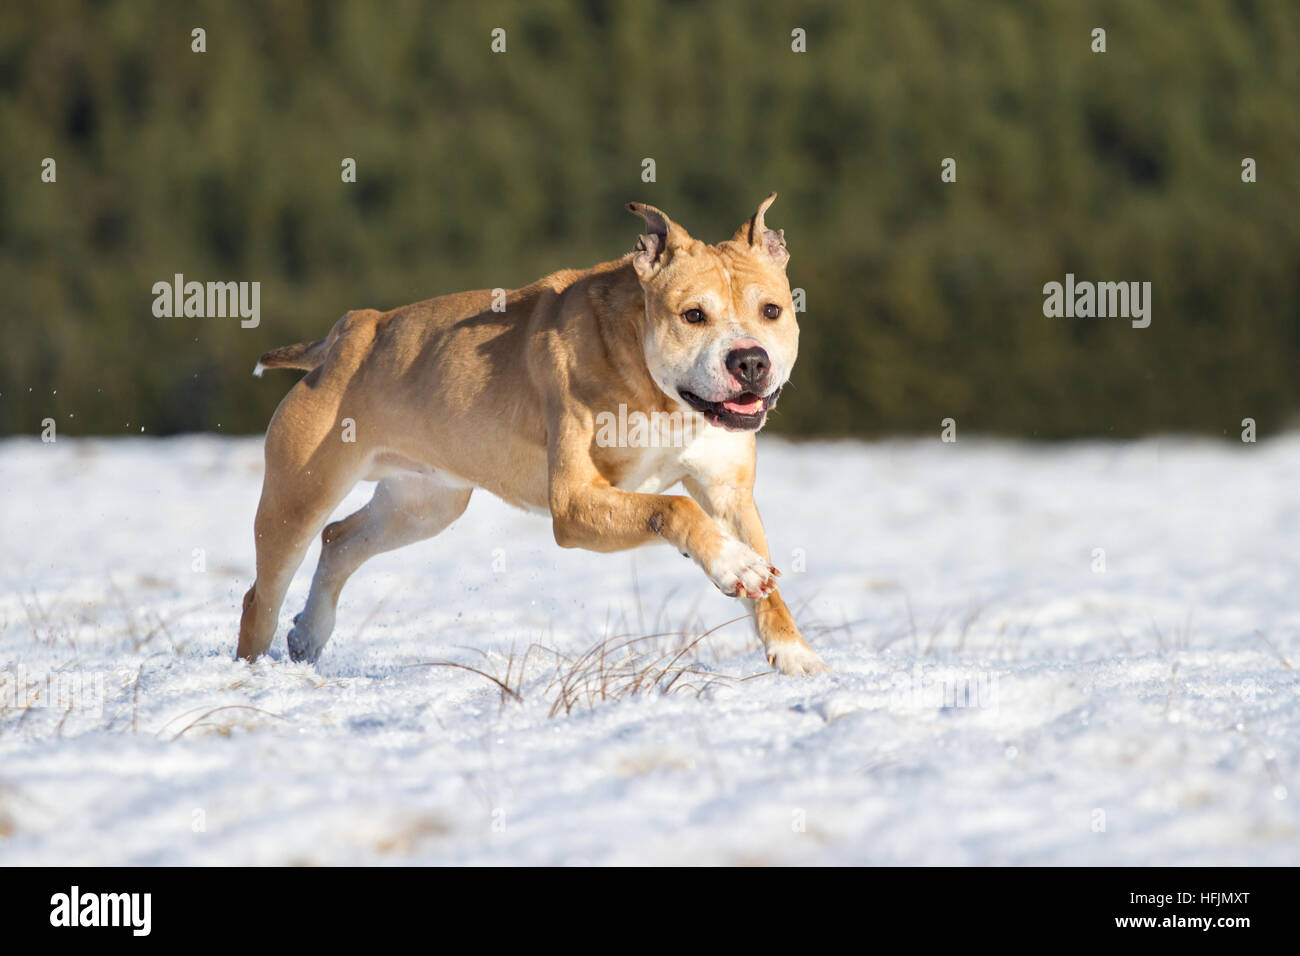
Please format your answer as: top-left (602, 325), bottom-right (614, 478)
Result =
top-left (626, 194), bottom-right (798, 432)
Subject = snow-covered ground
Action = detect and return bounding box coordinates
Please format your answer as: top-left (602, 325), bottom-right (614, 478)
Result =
top-left (0, 434), bottom-right (1296, 865)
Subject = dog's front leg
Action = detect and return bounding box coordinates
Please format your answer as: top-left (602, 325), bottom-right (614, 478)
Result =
top-left (549, 478), bottom-right (778, 599)
top-left (684, 476), bottom-right (830, 676)
top-left (546, 419), bottom-right (776, 599)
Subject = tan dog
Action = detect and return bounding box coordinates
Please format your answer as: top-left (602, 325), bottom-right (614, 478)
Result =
top-left (237, 194), bottom-right (829, 675)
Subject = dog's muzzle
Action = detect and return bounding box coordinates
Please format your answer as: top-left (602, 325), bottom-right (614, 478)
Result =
top-left (678, 385), bottom-right (783, 431)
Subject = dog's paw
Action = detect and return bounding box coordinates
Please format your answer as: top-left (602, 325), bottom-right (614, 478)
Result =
top-left (286, 622), bottom-right (322, 664)
top-left (706, 536), bottom-right (778, 599)
top-left (766, 642), bottom-right (830, 676)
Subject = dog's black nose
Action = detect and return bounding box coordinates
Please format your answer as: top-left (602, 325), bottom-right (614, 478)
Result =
top-left (726, 346), bottom-right (770, 389)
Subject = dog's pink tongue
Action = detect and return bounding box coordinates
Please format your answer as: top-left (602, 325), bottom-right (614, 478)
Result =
top-left (723, 394), bottom-right (763, 414)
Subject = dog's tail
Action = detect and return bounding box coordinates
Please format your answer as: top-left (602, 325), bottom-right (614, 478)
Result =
top-left (252, 338), bottom-right (328, 378)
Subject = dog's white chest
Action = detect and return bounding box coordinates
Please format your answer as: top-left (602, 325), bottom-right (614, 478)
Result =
top-left (613, 422), bottom-right (750, 494)
top-left (616, 445), bottom-right (688, 494)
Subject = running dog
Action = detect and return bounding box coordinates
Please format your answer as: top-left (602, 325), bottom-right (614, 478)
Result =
top-left (238, 195), bottom-right (828, 675)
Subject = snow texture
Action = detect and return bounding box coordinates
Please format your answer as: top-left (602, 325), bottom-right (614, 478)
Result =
top-left (0, 435), bottom-right (1296, 864)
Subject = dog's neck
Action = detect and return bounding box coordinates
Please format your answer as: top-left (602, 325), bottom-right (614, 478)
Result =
top-left (575, 258), bottom-right (678, 413)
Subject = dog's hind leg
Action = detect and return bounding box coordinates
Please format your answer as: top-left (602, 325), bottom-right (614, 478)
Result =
top-left (237, 383), bottom-right (370, 661)
top-left (237, 470), bottom-right (360, 661)
top-left (285, 473), bottom-right (472, 663)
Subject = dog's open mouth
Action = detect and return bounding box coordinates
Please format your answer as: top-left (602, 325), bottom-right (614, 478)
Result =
top-left (679, 386), bottom-right (783, 431)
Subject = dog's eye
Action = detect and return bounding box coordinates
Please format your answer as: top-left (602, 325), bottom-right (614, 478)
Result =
top-left (682, 308), bottom-right (706, 324)
top-left (762, 303), bottom-right (782, 320)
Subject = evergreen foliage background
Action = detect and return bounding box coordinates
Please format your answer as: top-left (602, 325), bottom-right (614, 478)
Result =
top-left (2, 0), bottom-right (1297, 438)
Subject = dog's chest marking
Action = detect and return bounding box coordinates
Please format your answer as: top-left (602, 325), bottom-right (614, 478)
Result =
top-left (614, 423), bottom-right (749, 494)
top-left (616, 445), bottom-right (688, 494)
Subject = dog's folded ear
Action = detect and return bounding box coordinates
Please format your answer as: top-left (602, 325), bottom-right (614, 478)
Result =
top-left (731, 192), bottom-right (789, 267)
top-left (627, 202), bottom-right (689, 279)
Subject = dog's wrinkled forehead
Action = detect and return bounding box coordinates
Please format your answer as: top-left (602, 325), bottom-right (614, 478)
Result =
top-left (663, 243), bottom-right (785, 309)
top-left (626, 193), bottom-right (790, 298)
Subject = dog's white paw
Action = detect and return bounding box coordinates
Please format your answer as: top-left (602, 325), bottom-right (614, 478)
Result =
top-left (766, 642), bottom-right (830, 676)
top-left (706, 536), bottom-right (778, 599)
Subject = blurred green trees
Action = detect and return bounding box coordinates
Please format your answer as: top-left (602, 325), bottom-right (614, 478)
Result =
top-left (1, 0), bottom-right (1297, 438)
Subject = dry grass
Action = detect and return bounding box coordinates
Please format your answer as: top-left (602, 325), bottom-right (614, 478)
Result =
top-left (0, 784), bottom-right (14, 839)
top-left (1254, 630), bottom-right (1294, 670)
top-left (406, 613), bottom-right (770, 717)
top-left (372, 814), bottom-right (451, 855)
top-left (157, 704), bottom-right (287, 740)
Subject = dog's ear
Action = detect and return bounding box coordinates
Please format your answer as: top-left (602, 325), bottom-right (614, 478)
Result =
top-left (731, 192), bottom-right (788, 267)
top-left (627, 202), bottom-right (690, 279)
